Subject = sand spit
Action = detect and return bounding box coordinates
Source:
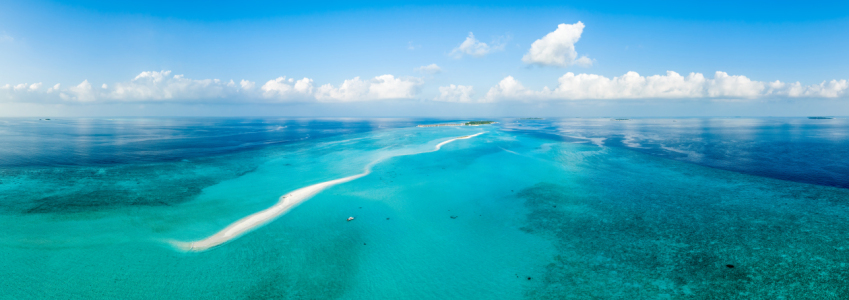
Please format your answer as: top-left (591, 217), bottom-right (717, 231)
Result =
top-left (171, 132), bottom-right (485, 252)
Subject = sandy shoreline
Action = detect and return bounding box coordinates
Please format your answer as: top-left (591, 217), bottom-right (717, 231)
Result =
top-left (170, 132), bottom-right (485, 252)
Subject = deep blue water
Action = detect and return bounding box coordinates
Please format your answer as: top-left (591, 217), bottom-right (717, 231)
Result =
top-left (502, 117), bottom-right (849, 189)
top-left (1, 117), bottom-right (847, 299)
top-left (0, 118), bottom-right (427, 167)
top-left (4, 117), bottom-right (844, 188)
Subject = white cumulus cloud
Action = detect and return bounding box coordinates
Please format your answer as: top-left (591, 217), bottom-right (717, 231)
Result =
top-left (450, 32), bottom-right (504, 58)
top-left (6, 82), bottom-right (42, 92)
top-left (62, 80), bottom-right (97, 102)
top-left (485, 76), bottom-right (540, 101)
top-left (240, 80), bottom-right (256, 90)
top-left (768, 79), bottom-right (849, 98)
top-left (0, 82), bottom-right (43, 102)
top-left (415, 64), bottom-right (442, 74)
top-left (261, 77), bottom-right (314, 100)
top-left (2, 71), bottom-right (423, 103)
top-left (316, 75), bottom-right (422, 102)
top-left (522, 22), bottom-right (592, 67)
top-left (369, 75), bottom-right (422, 99)
top-left (105, 70), bottom-right (240, 101)
top-left (435, 84), bottom-right (476, 103)
top-left (8, 69), bottom-right (844, 105)
top-left (485, 71), bottom-right (849, 101)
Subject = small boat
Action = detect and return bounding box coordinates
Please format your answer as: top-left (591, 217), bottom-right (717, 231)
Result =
top-left (347, 217), bottom-right (355, 221)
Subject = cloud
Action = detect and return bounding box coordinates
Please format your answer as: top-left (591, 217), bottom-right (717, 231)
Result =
top-left (6, 69), bottom-right (844, 105)
top-left (261, 76), bottom-right (314, 100)
top-left (368, 75), bottom-right (422, 99)
top-left (1, 83), bottom-right (45, 102)
top-left (240, 80), bottom-right (255, 90)
top-left (315, 75), bottom-right (422, 102)
top-left (450, 32), bottom-right (504, 58)
top-left (103, 70), bottom-right (240, 102)
top-left (415, 64), bottom-right (442, 74)
top-left (574, 56), bottom-right (594, 67)
top-left (435, 84), bottom-right (476, 103)
top-left (2, 71), bottom-right (423, 103)
top-left (7, 82), bottom-right (42, 92)
top-left (61, 80), bottom-right (97, 102)
top-left (768, 79), bottom-right (849, 98)
top-left (485, 76), bottom-right (539, 101)
top-left (485, 71), bottom-right (849, 101)
top-left (1, 71), bottom-right (252, 103)
top-left (407, 41), bottom-right (420, 50)
top-left (315, 77), bottom-right (369, 101)
top-left (522, 22), bottom-right (592, 67)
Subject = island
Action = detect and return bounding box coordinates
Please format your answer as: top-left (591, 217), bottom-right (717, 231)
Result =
top-left (465, 121), bottom-right (495, 125)
top-left (519, 117), bottom-right (544, 120)
top-left (417, 121), bottom-right (496, 127)
top-left (808, 116), bottom-right (833, 119)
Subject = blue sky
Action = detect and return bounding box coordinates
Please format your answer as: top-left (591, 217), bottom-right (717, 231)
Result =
top-left (1, 0), bottom-right (848, 117)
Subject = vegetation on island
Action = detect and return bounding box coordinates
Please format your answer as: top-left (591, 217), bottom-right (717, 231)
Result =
top-left (416, 120), bottom-right (495, 127)
top-left (464, 121), bottom-right (495, 125)
top-left (808, 116), bottom-right (833, 119)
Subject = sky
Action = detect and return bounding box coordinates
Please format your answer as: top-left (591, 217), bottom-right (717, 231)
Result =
top-left (1, 0), bottom-right (848, 117)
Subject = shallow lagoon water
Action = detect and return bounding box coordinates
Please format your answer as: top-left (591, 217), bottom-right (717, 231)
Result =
top-left (1, 118), bottom-right (848, 299)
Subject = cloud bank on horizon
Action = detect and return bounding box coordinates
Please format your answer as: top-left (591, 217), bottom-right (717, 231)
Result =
top-left (1, 71), bottom-right (425, 103)
top-left (1, 22), bottom-right (847, 105)
top-left (484, 71), bottom-right (849, 102)
top-left (4, 69), bottom-right (846, 104)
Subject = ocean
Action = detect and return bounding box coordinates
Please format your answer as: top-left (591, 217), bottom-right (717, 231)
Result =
top-left (1, 117), bottom-right (847, 299)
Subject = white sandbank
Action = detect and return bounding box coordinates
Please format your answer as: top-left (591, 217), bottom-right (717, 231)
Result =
top-left (170, 132), bottom-right (485, 252)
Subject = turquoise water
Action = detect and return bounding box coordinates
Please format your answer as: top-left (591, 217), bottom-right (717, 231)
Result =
top-left (1, 118), bottom-right (848, 299)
